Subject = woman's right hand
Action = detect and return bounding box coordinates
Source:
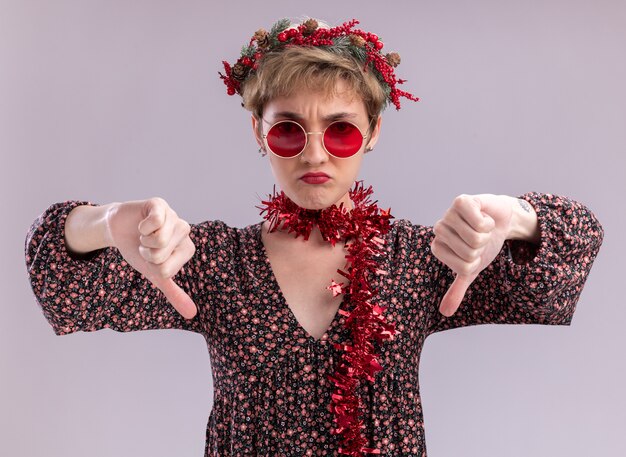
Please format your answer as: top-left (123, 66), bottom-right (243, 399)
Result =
top-left (104, 198), bottom-right (198, 320)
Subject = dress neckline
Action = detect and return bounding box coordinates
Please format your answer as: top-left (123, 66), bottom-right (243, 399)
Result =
top-left (253, 220), bottom-right (346, 345)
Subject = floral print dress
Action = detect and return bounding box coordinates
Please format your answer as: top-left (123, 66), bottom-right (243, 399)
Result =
top-left (24, 191), bottom-right (604, 456)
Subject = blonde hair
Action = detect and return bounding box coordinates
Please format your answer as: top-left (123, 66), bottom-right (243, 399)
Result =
top-left (241, 45), bottom-right (387, 127)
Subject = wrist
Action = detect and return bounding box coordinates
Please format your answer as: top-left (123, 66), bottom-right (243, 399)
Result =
top-left (102, 202), bottom-right (119, 249)
top-left (506, 196), bottom-right (541, 244)
top-left (65, 202), bottom-right (119, 254)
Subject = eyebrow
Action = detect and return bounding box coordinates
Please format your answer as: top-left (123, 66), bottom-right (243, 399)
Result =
top-left (272, 111), bottom-right (358, 122)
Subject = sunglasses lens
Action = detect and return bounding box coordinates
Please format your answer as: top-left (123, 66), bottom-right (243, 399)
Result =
top-left (323, 121), bottom-right (364, 158)
top-left (266, 121), bottom-right (306, 158)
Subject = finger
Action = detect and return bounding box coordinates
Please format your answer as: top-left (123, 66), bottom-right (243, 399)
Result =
top-left (445, 209), bottom-right (491, 250)
top-left (434, 219), bottom-right (481, 263)
top-left (143, 237), bottom-right (195, 282)
top-left (455, 195), bottom-right (495, 234)
top-left (439, 274), bottom-right (474, 317)
top-left (140, 209), bottom-right (185, 250)
top-left (139, 221), bottom-right (190, 265)
top-left (157, 277), bottom-right (198, 320)
top-left (138, 199), bottom-right (167, 236)
top-left (431, 236), bottom-right (482, 277)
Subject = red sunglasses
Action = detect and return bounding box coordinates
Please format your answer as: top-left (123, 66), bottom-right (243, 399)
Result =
top-left (261, 119), bottom-right (370, 159)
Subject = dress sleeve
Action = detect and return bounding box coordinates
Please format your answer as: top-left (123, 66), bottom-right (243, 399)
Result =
top-left (410, 192), bottom-right (604, 337)
top-left (24, 200), bottom-right (232, 336)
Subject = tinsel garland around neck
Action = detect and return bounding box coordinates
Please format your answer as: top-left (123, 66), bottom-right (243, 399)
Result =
top-left (256, 180), bottom-right (400, 456)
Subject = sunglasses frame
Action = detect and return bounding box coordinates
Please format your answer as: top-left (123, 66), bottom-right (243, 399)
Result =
top-left (261, 119), bottom-right (371, 159)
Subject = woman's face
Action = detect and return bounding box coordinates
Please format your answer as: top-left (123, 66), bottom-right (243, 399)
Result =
top-left (251, 80), bottom-right (382, 211)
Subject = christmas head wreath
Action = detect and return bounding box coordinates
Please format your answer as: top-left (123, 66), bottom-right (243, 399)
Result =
top-left (219, 18), bottom-right (419, 110)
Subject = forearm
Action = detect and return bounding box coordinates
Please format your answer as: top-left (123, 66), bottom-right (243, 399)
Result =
top-left (505, 195), bottom-right (541, 244)
top-left (64, 203), bottom-right (118, 255)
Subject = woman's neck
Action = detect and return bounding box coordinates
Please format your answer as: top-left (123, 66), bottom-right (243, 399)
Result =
top-left (265, 220), bottom-right (344, 248)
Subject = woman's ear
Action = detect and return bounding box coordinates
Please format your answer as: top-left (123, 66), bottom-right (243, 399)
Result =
top-left (251, 115), bottom-right (264, 149)
top-left (366, 115), bottom-right (383, 151)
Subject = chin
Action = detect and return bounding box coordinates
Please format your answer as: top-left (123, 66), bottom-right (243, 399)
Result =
top-left (298, 198), bottom-right (329, 211)
top-left (290, 187), bottom-right (337, 210)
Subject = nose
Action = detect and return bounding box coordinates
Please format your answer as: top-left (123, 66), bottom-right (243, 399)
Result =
top-left (300, 131), bottom-right (329, 165)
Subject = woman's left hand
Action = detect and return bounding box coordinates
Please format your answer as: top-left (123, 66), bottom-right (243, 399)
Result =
top-left (430, 194), bottom-right (514, 317)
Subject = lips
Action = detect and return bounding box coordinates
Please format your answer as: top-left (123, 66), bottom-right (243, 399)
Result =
top-left (300, 172), bottom-right (331, 185)
top-left (301, 172), bottom-right (330, 179)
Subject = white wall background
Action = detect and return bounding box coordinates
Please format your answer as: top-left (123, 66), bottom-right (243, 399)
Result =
top-left (2, 0), bottom-right (624, 455)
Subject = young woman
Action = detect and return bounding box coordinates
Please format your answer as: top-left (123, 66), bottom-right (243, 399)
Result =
top-left (25, 17), bottom-right (604, 457)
